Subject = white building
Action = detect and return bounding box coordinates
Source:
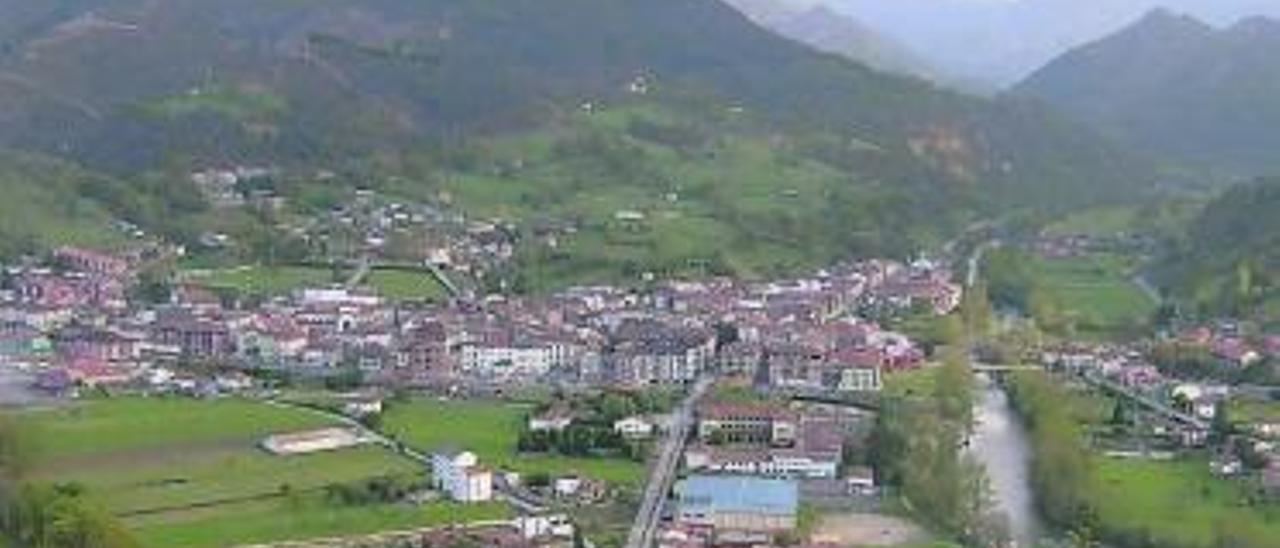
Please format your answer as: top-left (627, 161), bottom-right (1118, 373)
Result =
top-left (459, 340), bottom-right (579, 377)
top-left (613, 416), bottom-right (656, 439)
top-left (837, 365), bottom-right (882, 393)
top-left (684, 448), bottom-right (838, 479)
top-left (430, 448), bottom-right (493, 503)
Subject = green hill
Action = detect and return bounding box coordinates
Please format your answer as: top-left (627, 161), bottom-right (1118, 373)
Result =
top-left (0, 0), bottom-right (1155, 281)
top-left (1016, 9), bottom-right (1280, 178)
top-left (1153, 178), bottom-right (1280, 322)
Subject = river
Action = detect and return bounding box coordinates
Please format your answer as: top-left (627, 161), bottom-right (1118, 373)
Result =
top-left (970, 373), bottom-right (1044, 546)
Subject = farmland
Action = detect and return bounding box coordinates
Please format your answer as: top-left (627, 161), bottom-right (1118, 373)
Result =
top-left (18, 397), bottom-right (500, 547)
top-left (1036, 253), bottom-right (1157, 336)
top-left (382, 399), bottom-right (646, 486)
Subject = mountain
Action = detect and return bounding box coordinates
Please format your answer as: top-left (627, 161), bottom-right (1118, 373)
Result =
top-left (0, 0), bottom-right (1155, 284)
top-left (1015, 9), bottom-right (1280, 177)
top-left (826, 0), bottom-right (1280, 87)
top-left (1153, 177), bottom-right (1280, 322)
top-left (721, 0), bottom-right (935, 80)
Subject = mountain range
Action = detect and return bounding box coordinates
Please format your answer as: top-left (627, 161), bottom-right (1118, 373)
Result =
top-left (721, 0), bottom-right (936, 81)
top-left (825, 0), bottom-right (1280, 87)
top-left (1016, 9), bottom-right (1280, 177)
top-left (0, 0), bottom-right (1154, 284)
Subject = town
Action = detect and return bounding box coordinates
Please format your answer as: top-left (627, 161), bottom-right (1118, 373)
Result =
top-left (5, 180), bottom-right (1280, 548)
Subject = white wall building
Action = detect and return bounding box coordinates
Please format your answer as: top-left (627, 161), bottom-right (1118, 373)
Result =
top-left (430, 449), bottom-right (493, 503)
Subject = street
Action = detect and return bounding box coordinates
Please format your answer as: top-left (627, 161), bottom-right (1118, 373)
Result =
top-left (625, 377), bottom-right (713, 548)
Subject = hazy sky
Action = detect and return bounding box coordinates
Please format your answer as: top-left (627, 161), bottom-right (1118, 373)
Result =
top-left (816, 0), bottom-right (1280, 86)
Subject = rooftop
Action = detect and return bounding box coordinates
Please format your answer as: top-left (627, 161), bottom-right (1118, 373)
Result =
top-left (676, 475), bottom-right (797, 516)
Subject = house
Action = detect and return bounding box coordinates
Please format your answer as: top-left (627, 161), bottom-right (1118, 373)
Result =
top-left (54, 247), bottom-right (129, 278)
top-left (340, 394), bottom-right (383, 417)
top-left (528, 405), bottom-right (575, 432)
top-left (430, 448), bottom-right (494, 503)
top-left (614, 415), bottom-right (656, 439)
top-left (835, 364), bottom-right (882, 393)
top-left (553, 476), bottom-right (583, 497)
top-left (674, 475), bottom-right (798, 533)
top-left (514, 515), bottom-right (575, 540)
top-left (686, 413), bottom-right (843, 479)
top-left (845, 466), bottom-right (877, 496)
top-left (154, 310), bottom-right (231, 359)
top-left (698, 403), bottom-right (799, 447)
top-left (0, 322), bottom-right (50, 363)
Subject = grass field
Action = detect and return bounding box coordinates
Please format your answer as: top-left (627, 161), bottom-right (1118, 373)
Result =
top-left (18, 397), bottom-right (496, 547)
top-left (132, 498), bottom-right (509, 547)
top-left (883, 366), bottom-right (941, 399)
top-left (382, 399), bottom-right (646, 486)
top-left (1045, 206), bottom-right (1139, 237)
top-left (1091, 458), bottom-right (1280, 547)
top-left (188, 265), bottom-right (341, 296)
top-left (1227, 399), bottom-right (1280, 424)
top-left (364, 269), bottom-right (449, 302)
top-left (1036, 253), bottom-right (1157, 336)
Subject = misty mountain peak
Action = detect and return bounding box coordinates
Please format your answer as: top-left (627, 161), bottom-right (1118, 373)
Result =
top-left (1127, 8), bottom-right (1214, 39)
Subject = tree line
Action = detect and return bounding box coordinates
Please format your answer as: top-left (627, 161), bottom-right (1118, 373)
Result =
top-left (0, 414), bottom-right (138, 548)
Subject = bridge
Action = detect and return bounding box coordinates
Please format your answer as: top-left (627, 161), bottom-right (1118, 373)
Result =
top-left (1080, 373), bottom-right (1208, 430)
top-left (971, 364), bottom-right (1044, 373)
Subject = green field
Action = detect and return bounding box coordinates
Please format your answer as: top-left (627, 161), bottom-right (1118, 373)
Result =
top-left (1091, 458), bottom-right (1280, 547)
top-left (143, 86), bottom-right (287, 121)
top-left (1045, 206), bottom-right (1140, 237)
top-left (1227, 399), bottom-right (1280, 425)
top-left (19, 397), bottom-right (501, 547)
top-left (883, 366), bottom-right (941, 399)
top-left (364, 269), bottom-right (449, 302)
top-left (188, 265), bottom-right (340, 296)
top-left (382, 399), bottom-right (646, 486)
top-left (1037, 253), bottom-right (1157, 336)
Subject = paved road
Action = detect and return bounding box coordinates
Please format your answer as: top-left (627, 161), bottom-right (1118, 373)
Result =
top-left (625, 377), bottom-right (713, 548)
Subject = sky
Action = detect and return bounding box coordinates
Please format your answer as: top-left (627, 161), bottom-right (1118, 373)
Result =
top-left (818, 0), bottom-right (1280, 86)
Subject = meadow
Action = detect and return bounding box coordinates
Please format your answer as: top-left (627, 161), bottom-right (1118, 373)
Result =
top-left (363, 268), bottom-right (449, 303)
top-left (186, 265), bottom-right (341, 297)
top-left (1090, 457), bottom-right (1280, 547)
top-left (18, 397), bottom-right (500, 547)
top-left (381, 399), bottom-right (646, 486)
top-left (1036, 253), bottom-right (1157, 337)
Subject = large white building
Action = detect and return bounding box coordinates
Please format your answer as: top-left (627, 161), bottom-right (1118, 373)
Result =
top-left (430, 448), bottom-right (493, 503)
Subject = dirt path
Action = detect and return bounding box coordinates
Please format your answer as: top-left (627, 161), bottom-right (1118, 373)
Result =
top-left (810, 513), bottom-right (929, 547)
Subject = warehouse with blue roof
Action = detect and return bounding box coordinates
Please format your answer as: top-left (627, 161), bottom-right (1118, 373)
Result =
top-left (674, 475), bottom-right (799, 533)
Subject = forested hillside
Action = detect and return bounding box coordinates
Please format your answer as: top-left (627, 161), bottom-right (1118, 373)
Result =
top-left (1154, 178), bottom-right (1280, 322)
top-left (0, 0), bottom-right (1155, 282)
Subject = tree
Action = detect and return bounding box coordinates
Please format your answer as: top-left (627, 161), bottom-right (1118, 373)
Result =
top-left (961, 281), bottom-right (993, 339)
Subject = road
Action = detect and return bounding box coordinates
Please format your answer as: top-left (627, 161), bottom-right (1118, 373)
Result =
top-left (625, 377), bottom-right (713, 548)
top-left (966, 238), bottom-right (998, 289)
